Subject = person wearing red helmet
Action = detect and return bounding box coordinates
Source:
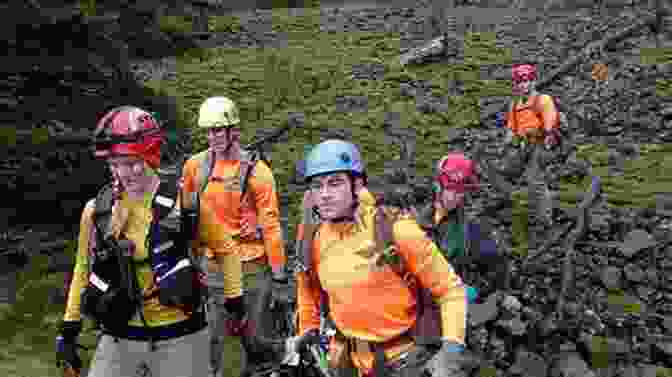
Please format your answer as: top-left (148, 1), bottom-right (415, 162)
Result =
top-left (501, 63), bottom-right (557, 230)
top-left (505, 63), bottom-right (561, 147)
top-left (422, 153), bottom-right (510, 303)
top-left (56, 106), bottom-right (217, 377)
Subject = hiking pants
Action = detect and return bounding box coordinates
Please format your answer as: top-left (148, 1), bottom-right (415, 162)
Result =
top-left (86, 328), bottom-right (209, 377)
top-left (502, 143), bottom-right (553, 252)
top-left (205, 256), bottom-right (273, 377)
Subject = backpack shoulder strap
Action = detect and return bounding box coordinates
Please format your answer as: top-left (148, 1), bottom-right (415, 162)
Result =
top-left (198, 149), bottom-right (214, 195)
top-left (239, 149), bottom-right (256, 198)
top-left (298, 192), bottom-right (321, 273)
top-left (93, 184), bottom-right (115, 242)
top-left (153, 172), bottom-right (179, 221)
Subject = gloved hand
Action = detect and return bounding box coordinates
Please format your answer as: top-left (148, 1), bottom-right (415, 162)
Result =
top-left (495, 112), bottom-right (506, 128)
top-left (465, 285), bottom-right (479, 304)
top-left (292, 328), bottom-right (321, 354)
top-left (56, 321), bottom-right (82, 372)
top-left (223, 296), bottom-right (249, 337)
top-left (544, 128), bottom-right (561, 147)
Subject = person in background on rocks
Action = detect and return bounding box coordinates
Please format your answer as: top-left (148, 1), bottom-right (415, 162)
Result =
top-left (416, 152), bottom-right (510, 303)
top-left (293, 139), bottom-right (469, 377)
top-left (56, 106), bottom-right (215, 377)
top-left (497, 62), bottom-right (561, 252)
top-left (180, 96), bottom-right (287, 377)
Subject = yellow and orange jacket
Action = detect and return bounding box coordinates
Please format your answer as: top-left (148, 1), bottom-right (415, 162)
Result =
top-left (506, 94), bottom-right (560, 143)
top-left (296, 202), bottom-right (467, 376)
top-left (181, 150), bottom-right (286, 270)
top-left (63, 190), bottom-right (243, 326)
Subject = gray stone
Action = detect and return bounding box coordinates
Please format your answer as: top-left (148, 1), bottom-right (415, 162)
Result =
top-left (601, 266), bottom-right (623, 290)
top-left (623, 264), bottom-right (645, 283)
top-left (662, 317), bottom-right (672, 333)
top-left (468, 293), bottom-right (499, 328)
top-left (496, 317), bottom-right (528, 337)
top-left (620, 229), bottom-right (657, 258)
top-left (551, 352), bottom-right (596, 377)
top-left (508, 349), bottom-right (547, 377)
top-left (637, 364), bottom-right (658, 377)
top-left (653, 342), bottom-right (672, 360)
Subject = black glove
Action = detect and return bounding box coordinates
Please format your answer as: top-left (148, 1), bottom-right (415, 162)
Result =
top-left (223, 296), bottom-right (250, 337)
top-left (56, 321), bottom-right (82, 371)
top-left (292, 328), bottom-right (321, 354)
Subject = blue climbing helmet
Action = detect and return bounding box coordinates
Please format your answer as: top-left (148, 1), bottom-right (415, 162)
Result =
top-left (304, 139), bottom-right (365, 180)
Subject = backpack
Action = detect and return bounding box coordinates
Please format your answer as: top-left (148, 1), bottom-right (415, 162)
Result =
top-left (196, 148), bottom-right (263, 241)
top-left (81, 167), bottom-right (204, 334)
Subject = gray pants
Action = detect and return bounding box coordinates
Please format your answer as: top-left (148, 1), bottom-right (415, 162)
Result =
top-left (422, 345), bottom-right (468, 377)
top-left (206, 258), bottom-right (273, 377)
top-left (87, 328), bottom-right (209, 377)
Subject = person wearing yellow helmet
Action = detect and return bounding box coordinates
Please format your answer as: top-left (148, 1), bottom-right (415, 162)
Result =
top-left (180, 96), bottom-right (286, 376)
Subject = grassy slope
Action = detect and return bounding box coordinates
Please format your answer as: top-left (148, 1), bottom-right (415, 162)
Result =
top-left (3, 6), bottom-right (671, 377)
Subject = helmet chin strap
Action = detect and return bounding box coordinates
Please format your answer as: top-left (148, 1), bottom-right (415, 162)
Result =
top-left (323, 200), bottom-right (359, 223)
top-left (213, 128), bottom-right (238, 159)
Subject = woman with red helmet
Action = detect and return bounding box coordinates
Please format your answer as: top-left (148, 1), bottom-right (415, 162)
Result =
top-left (423, 153), bottom-right (510, 302)
top-left (56, 106), bottom-right (216, 377)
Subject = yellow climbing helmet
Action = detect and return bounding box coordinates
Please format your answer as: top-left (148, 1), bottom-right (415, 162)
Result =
top-left (197, 96), bottom-right (240, 128)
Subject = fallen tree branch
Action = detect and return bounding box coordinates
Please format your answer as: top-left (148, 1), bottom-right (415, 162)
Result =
top-left (555, 176), bottom-right (601, 320)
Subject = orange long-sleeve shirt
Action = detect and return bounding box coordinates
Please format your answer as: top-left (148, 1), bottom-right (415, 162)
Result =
top-left (506, 94), bottom-right (560, 141)
top-left (296, 203), bottom-right (466, 375)
top-left (181, 150), bottom-right (286, 270)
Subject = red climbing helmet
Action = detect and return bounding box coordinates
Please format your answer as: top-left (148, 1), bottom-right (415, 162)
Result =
top-left (512, 63), bottom-right (537, 83)
top-left (93, 106), bottom-right (164, 168)
top-left (435, 152), bottom-right (480, 193)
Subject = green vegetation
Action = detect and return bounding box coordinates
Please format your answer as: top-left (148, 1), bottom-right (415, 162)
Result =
top-left (158, 15), bottom-right (195, 35)
top-left (0, 242), bottom-right (98, 377)
top-left (77, 0), bottom-right (97, 17)
top-left (3, 7), bottom-right (670, 377)
top-left (568, 143), bottom-right (672, 208)
top-left (640, 47), bottom-right (672, 65)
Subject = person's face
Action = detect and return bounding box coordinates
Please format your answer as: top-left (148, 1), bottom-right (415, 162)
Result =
top-left (436, 188), bottom-right (465, 212)
top-left (309, 172), bottom-right (359, 221)
top-left (207, 126), bottom-right (241, 155)
top-left (512, 78), bottom-right (534, 96)
top-left (107, 155), bottom-right (154, 194)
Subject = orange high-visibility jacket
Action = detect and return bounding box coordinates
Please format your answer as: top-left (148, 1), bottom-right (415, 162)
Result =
top-left (181, 150), bottom-right (286, 270)
top-left (506, 94), bottom-right (560, 142)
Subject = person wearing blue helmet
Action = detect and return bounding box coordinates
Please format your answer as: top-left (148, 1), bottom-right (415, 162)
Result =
top-left (290, 140), bottom-right (470, 377)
